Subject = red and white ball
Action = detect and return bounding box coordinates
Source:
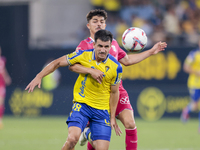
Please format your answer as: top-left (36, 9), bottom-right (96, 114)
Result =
top-left (122, 27), bottom-right (147, 52)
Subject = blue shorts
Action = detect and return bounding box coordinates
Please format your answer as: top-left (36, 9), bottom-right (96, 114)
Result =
top-left (66, 102), bottom-right (111, 141)
top-left (189, 89), bottom-right (200, 102)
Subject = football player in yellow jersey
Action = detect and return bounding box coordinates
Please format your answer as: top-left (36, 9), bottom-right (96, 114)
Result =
top-left (25, 29), bottom-right (122, 150)
top-left (181, 38), bottom-right (200, 133)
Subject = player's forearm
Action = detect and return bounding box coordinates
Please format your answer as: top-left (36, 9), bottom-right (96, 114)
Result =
top-left (36, 63), bottom-right (57, 79)
top-left (109, 90), bottom-right (119, 119)
top-left (69, 64), bottom-right (93, 74)
top-left (130, 50), bottom-right (152, 64)
top-left (121, 50), bottom-right (152, 66)
top-left (37, 57), bottom-right (66, 79)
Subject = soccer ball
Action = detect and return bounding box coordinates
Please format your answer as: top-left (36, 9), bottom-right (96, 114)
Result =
top-left (122, 27), bottom-right (147, 52)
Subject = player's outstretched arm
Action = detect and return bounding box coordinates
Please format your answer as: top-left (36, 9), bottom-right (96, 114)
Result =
top-left (4, 68), bottom-right (12, 86)
top-left (69, 64), bottom-right (104, 84)
top-left (119, 41), bottom-right (167, 66)
top-left (25, 55), bottom-right (69, 93)
top-left (110, 82), bottom-right (122, 136)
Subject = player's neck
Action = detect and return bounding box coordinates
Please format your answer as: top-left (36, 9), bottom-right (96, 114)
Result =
top-left (96, 58), bottom-right (103, 63)
top-left (90, 34), bottom-right (94, 40)
top-left (94, 53), bottom-right (103, 63)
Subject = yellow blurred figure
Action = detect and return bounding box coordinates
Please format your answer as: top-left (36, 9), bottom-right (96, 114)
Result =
top-left (42, 58), bottom-right (61, 91)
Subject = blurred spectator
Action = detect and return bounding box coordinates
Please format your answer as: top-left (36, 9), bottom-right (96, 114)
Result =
top-left (151, 24), bottom-right (167, 45)
top-left (105, 14), bottom-right (118, 38)
top-left (163, 5), bottom-right (181, 37)
top-left (90, 0), bottom-right (104, 9)
top-left (41, 58), bottom-right (61, 91)
top-left (90, 0), bottom-right (121, 15)
top-left (180, 37), bottom-right (200, 133)
top-left (182, 20), bottom-right (199, 45)
top-left (0, 47), bottom-right (12, 129)
top-left (138, 0), bottom-right (155, 21)
top-left (103, 0), bottom-right (121, 15)
top-left (86, 0), bottom-right (200, 47)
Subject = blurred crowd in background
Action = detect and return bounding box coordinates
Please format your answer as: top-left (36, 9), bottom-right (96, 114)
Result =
top-left (78, 0), bottom-right (200, 47)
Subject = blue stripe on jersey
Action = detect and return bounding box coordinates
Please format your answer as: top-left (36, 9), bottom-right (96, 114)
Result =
top-left (68, 49), bottom-right (94, 60)
top-left (83, 48), bottom-right (94, 52)
top-left (189, 49), bottom-right (199, 59)
top-left (114, 65), bottom-right (123, 84)
top-left (108, 54), bottom-right (123, 84)
top-left (108, 54), bottom-right (122, 67)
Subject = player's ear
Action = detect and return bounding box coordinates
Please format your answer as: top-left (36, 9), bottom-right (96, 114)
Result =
top-left (86, 23), bottom-right (90, 30)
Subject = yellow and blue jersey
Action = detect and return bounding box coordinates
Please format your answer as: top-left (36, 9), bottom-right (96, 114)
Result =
top-left (184, 49), bottom-right (200, 89)
top-left (66, 49), bottom-right (122, 111)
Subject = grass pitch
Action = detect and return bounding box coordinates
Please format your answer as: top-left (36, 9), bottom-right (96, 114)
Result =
top-left (0, 116), bottom-right (199, 150)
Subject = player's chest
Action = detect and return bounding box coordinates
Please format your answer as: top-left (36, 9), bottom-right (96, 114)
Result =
top-left (82, 60), bottom-right (113, 78)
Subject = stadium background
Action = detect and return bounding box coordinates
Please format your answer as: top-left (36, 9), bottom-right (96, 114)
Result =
top-left (1, 0), bottom-right (200, 121)
top-left (1, 0), bottom-right (200, 149)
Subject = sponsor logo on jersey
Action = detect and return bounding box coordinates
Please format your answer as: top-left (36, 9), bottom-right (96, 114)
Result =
top-left (79, 74), bottom-right (88, 98)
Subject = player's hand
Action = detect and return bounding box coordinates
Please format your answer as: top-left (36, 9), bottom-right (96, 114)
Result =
top-left (90, 69), bottom-right (104, 84)
top-left (25, 75), bottom-right (42, 93)
top-left (110, 117), bottom-right (122, 136)
top-left (151, 41), bottom-right (167, 54)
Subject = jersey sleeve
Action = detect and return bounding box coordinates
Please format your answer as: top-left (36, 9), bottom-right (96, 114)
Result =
top-left (118, 47), bottom-right (127, 61)
top-left (66, 50), bottom-right (84, 65)
top-left (113, 40), bottom-right (126, 60)
top-left (111, 64), bottom-right (123, 85)
top-left (184, 50), bottom-right (195, 65)
top-left (75, 41), bottom-right (88, 52)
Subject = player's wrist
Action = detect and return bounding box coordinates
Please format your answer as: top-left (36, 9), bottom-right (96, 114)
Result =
top-left (87, 67), bottom-right (94, 74)
top-left (36, 73), bottom-right (43, 79)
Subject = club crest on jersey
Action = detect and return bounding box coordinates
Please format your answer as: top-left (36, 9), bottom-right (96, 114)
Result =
top-left (105, 66), bottom-right (110, 72)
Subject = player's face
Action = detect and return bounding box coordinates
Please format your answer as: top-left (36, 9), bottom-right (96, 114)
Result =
top-left (94, 39), bottom-right (111, 62)
top-left (87, 16), bottom-right (106, 35)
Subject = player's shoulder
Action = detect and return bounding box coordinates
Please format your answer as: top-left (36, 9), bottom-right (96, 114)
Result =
top-left (81, 37), bottom-right (94, 45)
top-left (108, 54), bottom-right (123, 73)
top-left (111, 39), bottom-right (119, 45)
top-left (188, 48), bottom-right (199, 57)
top-left (0, 56), bottom-right (6, 63)
top-left (108, 54), bottom-right (122, 67)
top-left (68, 49), bottom-right (93, 58)
top-left (76, 48), bottom-right (94, 54)
top-left (76, 37), bottom-right (93, 52)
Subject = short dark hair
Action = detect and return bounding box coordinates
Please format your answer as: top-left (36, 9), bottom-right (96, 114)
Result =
top-left (94, 29), bottom-right (113, 43)
top-left (86, 9), bottom-right (107, 22)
